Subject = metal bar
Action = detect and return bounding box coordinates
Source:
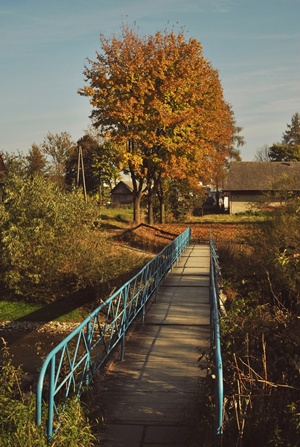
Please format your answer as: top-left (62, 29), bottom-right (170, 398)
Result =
top-left (47, 356), bottom-right (56, 443)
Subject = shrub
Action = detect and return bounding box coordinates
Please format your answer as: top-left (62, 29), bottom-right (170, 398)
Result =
top-left (217, 199), bottom-right (300, 446)
top-left (0, 174), bottom-right (150, 302)
top-left (0, 338), bottom-right (96, 447)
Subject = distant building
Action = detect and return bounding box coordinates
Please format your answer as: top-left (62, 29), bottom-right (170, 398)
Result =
top-left (110, 180), bottom-right (133, 205)
top-left (224, 161), bottom-right (300, 214)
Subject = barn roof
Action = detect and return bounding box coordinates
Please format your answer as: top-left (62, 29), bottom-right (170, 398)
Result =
top-left (111, 180), bottom-right (133, 194)
top-left (224, 161), bottom-right (300, 191)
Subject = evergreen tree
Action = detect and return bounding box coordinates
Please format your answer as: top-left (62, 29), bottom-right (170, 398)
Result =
top-left (282, 112), bottom-right (300, 145)
top-left (269, 112), bottom-right (300, 161)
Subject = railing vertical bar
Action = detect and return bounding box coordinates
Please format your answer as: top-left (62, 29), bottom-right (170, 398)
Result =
top-left (85, 320), bottom-right (91, 386)
top-left (47, 355), bottom-right (56, 443)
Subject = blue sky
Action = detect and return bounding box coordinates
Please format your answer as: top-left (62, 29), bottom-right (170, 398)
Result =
top-left (1, 0), bottom-right (299, 160)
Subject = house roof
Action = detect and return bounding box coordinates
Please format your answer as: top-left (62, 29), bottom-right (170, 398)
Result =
top-left (224, 161), bottom-right (300, 191)
top-left (111, 180), bottom-right (133, 194)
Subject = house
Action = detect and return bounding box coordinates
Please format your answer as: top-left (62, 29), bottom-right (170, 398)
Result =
top-left (110, 180), bottom-right (133, 205)
top-left (224, 161), bottom-right (300, 214)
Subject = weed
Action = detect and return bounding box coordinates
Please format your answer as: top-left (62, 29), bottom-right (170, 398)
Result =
top-left (0, 338), bottom-right (98, 446)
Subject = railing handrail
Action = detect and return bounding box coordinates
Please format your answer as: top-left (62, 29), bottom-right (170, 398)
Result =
top-left (36, 227), bottom-right (191, 441)
top-left (210, 234), bottom-right (224, 447)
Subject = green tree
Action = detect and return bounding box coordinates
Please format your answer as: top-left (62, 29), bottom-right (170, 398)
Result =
top-left (26, 144), bottom-right (47, 176)
top-left (1, 151), bottom-right (28, 179)
top-left (65, 135), bottom-right (121, 203)
top-left (91, 142), bottom-right (121, 204)
top-left (268, 143), bottom-right (300, 162)
top-left (0, 173), bottom-right (99, 299)
top-left (41, 131), bottom-right (76, 187)
top-left (166, 178), bottom-right (205, 221)
top-left (65, 135), bottom-right (100, 194)
top-left (282, 111), bottom-right (300, 145)
top-left (269, 112), bottom-right (300, 161)
top-left (79, 25), bottom-right (236, 223)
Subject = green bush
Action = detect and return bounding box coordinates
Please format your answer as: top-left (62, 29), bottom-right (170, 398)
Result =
top-left (0, 173), bottom-right (149, 302)
top-left (217, 199), bottom-right (300, 446)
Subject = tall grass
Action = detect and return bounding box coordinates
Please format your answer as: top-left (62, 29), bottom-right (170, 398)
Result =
top-left (0, 339), bottom-right (98, 447)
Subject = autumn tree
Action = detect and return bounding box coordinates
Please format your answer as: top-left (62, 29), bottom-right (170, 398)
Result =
top-left (268, 112), bottom-right (300, 162)
top-left (79, 25), bottom-right (236, 223)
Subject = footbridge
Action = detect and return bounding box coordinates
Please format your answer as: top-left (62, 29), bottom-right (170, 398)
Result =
top-left (36, 228), bottom-right (223, 446)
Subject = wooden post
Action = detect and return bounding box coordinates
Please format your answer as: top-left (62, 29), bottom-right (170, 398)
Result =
top-left (77, 146), bottom-right (87, 202)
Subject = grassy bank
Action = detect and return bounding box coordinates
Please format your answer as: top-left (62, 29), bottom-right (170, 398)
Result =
top-left (0, 207), bottom-right (265, 324)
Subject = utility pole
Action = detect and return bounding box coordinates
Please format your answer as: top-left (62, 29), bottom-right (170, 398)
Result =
top-left (77, 145), bottom-right (87, 202)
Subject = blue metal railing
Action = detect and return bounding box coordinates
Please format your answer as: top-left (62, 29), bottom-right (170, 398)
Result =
top-left (36, 227), bottom-right (191, 442)
top-left (210, 235), bottom-right (224, 447)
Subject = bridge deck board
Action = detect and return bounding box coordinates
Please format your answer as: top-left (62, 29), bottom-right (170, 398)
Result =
top-left (96, 243), bottom-right (211, 447)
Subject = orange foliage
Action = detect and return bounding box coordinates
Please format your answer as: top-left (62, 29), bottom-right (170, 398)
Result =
top-left (79, 25), bottom-right (236, 186)
top-left (156, 223), bottom-right (254, 243)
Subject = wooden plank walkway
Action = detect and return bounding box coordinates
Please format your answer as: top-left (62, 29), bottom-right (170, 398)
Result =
top-left (96, 243), bottom-right (211, 447)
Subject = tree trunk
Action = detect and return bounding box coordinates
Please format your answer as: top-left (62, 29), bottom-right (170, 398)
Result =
top-left (98, 182), bottom-right (102, 206)
top-left (133, 195), bottom-right (140, 224)
top-left (147, 192), bottom-right (154, 225)
top-left (215, 179), bottom-right (220, 211)
top-left (159, 197), bottom-right (165, 224)
top-left (129, 164), bottom-right (145, 224)
top-left (133, 192), bottom-right (143, 224)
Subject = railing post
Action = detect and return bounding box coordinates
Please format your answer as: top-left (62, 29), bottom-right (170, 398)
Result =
top-left (86, 320), bottom-right (91, 385)
top-left (121, 332), bottom-right (126, 361)
top-left (142, 303), bottom-right (146, 324)
top-left (47, 356), bottom-right (56, 443)
top-left (121, 291), bottom-right (128, 361)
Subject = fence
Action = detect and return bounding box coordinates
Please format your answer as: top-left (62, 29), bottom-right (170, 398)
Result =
top-left (36, 227), bottom-right (191, 442)
top-left (210, 235), bottom-right (224, 446)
